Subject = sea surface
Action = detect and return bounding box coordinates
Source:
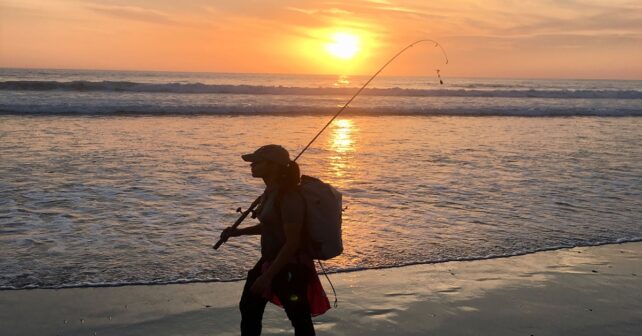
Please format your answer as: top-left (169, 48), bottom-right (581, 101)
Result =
top-left (1, 68), bottom-right (641, 289)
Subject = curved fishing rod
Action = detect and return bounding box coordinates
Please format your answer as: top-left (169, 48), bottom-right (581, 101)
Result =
top-left (293, 39), bottom-right (448, 161)
top-left (214, 39), bottom-right (448, 250)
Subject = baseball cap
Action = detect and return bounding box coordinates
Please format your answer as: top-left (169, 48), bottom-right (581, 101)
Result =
top-left (241, 144), bottom-right (291, 166)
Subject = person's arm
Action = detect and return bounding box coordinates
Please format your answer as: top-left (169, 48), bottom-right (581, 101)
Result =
top-left (220, 223), bottom-right (262, 241)
top-left (236, 224), bottom-right (262, 236)
top-left (251, 191), bottom-right (304, 295)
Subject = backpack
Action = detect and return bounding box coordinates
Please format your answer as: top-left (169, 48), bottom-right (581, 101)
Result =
top-left (298, 175), bottom-right (343, 260)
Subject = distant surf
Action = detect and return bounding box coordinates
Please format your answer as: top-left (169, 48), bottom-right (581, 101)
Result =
top-left (1, 70), bottom-right (640, 116)
top-left (1, 80), bottom-right (641, 116)
top-left (2, 104), bottom-right (640, 116)
top-left (2, 80), bottom-right (642, 99)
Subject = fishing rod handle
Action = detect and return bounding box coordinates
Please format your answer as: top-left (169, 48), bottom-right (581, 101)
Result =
top-left (213, 196), bottom-right (262, 250)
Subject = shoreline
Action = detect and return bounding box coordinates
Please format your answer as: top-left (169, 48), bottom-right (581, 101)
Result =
top-left (3, 238), bottom-right (642, 291)
top-left (1, 241), bottom-right (640, 335)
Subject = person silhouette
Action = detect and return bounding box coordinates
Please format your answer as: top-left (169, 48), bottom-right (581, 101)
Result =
top-left (220, 144), bottom-right (329, 336)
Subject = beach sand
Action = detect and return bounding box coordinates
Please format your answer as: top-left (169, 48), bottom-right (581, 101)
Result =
top-left (1, 242), bottom-right (640, 336)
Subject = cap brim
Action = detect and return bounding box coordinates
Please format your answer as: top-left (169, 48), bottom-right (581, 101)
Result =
top-left (241, 153), bottom-right (259, 162)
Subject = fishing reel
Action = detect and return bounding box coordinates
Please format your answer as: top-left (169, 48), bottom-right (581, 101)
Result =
top-left (237, 206), bottom-right (257, 219)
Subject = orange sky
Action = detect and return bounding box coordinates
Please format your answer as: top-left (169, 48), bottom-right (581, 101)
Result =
top-left (1, 0), bottom-right (641, 79)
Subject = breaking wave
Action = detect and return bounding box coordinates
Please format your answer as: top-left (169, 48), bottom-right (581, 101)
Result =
top-left (2, 80), bottom-right (642, 99)
top-left (1, 104), bottom-right (641, 116)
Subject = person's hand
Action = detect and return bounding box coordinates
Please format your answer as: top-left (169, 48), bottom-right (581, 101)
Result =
top-left (220, 227), bottom-right (239, 241)
top-left (251, 273), bottom-right (273, 297)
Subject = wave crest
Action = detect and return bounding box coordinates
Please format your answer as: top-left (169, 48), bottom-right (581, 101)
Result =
top-left (2, 80), bottom-right (641, 99)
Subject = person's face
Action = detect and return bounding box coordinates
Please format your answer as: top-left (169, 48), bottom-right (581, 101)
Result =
top-left (250, 160), bottom-right (276, 178)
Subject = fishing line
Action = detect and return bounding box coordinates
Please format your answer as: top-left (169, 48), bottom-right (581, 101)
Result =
top-left (293, 39), bottom-right (449, 162)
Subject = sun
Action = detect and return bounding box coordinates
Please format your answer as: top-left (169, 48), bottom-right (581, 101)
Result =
top-left (325, 32), bottom-right (360, 60)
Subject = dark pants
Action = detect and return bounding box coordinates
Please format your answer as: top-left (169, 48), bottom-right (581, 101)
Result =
top-left (240, 260), bottom-right (315, 336)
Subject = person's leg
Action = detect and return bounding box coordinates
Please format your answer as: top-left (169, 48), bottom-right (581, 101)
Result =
top-left (240, 263), bottom-right (269, 336)
top-left (273, 264), bottom-right (315, 336)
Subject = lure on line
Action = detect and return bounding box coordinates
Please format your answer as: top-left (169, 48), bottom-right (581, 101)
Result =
top-left (437, 69), bottom-right (444, 85)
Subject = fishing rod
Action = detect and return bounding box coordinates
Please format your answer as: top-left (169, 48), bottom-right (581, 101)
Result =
top-left (213, 39), bottom-right (449, 249)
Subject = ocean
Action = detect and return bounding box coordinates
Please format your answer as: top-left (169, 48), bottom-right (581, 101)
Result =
top-left (1, 68), bottom-right (641, 289)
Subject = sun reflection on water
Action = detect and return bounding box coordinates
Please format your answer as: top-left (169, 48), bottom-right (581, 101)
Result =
top-left (326, 118), bottom-right (362, 268)
top-left (331, 119), bottom-right (355, 153)
top-left (328, 119), bottom-right (357, 183)
top-left (333, 75), bottom-right (350, 87)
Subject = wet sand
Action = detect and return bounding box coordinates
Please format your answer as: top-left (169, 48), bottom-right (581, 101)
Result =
top-left (1, 242), bottom-right (640, 335)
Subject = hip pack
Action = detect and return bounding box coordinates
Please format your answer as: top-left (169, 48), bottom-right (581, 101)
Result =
top-left (298, 175), bottom-right (343, 260)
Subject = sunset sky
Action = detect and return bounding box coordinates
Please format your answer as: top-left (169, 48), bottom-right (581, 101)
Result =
top-left (1, 0), bottom-right (641, 79)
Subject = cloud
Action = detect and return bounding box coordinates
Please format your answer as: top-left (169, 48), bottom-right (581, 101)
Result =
top-left (501, 7), bottom-right (642, 37)
top-left (373, 5), bottom-right (420, 15)
top-left (184, 0), bottom-right (642, 51)
top-left (85, 3), bottom-right (178, 25)
top-left (286, 7), bottom-right (318, 15)
top-left (0, 2), bottom-right (42, 17)
top-left (286, 7), bottom-right (351, 15)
